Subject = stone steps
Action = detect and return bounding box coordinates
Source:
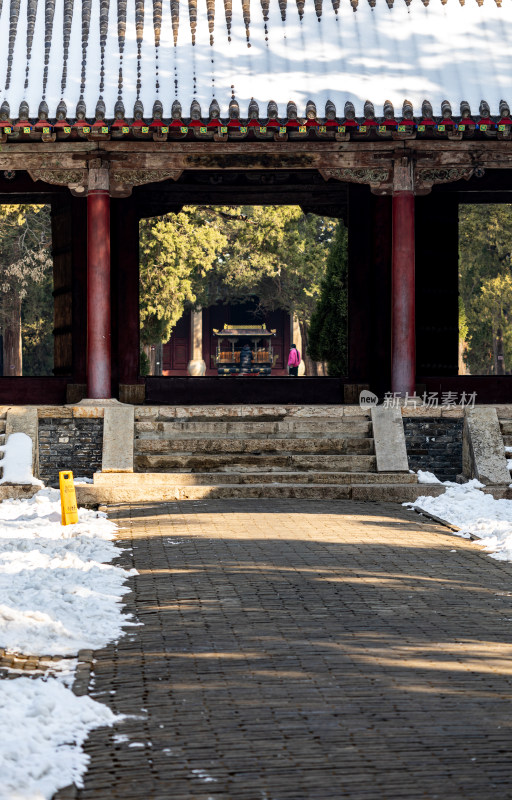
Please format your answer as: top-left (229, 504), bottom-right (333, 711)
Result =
top-left (94, 471), bottom-right (418, 487)
top-left (135, 436), bottom-right (374, 455)
top-left (78, 480), bottom-right (444, 504)
top-left (135, 404), bottom-right (360, 422)
top-left (134, 453), bottom-right (377, 473)
top-left (135, 419), bottom-right (371, 438)
top-left (500, 421), bottom-right (512, 437)
top-left (127, 404), bottom-right (420, 500)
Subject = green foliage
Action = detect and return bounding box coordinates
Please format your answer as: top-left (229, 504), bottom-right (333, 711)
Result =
top-left (21, 270), bottom-right (53, 376)
top-left (458, 296), bottom-right (468, 344)
top-left (0, 204), bottom-right (53, 375)
top-left (195, 206), bottom-right (337, 325)
top-left (139, 206), bottom-right (337, 349)
top-left (307, 222), bottom-right (348, 376)
top-left (139, 349), bottom-right (150, 376)
top-left (459, 205), bottom-right (512, 374)
top-left (139, 208), bottom-right (227, 345)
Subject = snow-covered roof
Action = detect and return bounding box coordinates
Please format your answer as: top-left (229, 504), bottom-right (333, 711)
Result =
top-left (0, 0), bottom-right (511, 122)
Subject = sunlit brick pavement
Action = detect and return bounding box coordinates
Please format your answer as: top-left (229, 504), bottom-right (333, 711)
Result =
top-left (55, 499), bottom-right (512, 800)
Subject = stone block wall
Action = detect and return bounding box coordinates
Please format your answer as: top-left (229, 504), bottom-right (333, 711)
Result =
top-left (38, 418), bottom-right (103, 486)
top-left (403, 417), bottom-right (463, 482)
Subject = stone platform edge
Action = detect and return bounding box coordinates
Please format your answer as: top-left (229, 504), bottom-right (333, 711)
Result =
top-left (4, 482), bottom-right (512, 505)
top-left (1, 403), bottom-right (512, 419)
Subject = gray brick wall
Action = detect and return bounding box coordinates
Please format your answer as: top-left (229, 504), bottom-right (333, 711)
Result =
top-left (38, 418), bottom-right (103, 487)
top-left (403, 417), bottom-right (463, 482)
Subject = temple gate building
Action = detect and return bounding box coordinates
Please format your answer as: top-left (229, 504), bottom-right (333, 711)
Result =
top-left (0, 0), bottom-right (512, 404)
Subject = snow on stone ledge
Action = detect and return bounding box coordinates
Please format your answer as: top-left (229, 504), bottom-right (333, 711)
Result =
top-left (0, 432), bottom-right (43, 486)
top-left (417, 470), bottom-right (442, 484)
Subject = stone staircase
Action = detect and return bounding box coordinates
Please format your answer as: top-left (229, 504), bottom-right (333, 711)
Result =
top-left (88, 405), bottom-right (431, 502)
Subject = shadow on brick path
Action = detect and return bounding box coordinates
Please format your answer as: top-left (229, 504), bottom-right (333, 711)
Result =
top-left (54, 499), bottom-right (512, 800)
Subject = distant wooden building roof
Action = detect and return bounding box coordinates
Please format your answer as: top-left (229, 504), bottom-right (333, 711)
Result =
top-left (0, 0), bottom-right (511, 124)
top-left (213, 325), bottom-right (276, 337)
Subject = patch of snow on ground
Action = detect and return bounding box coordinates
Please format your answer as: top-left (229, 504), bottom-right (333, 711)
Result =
top-left (0, 487), bottom-right (136, 798)
top-left (0, 487), bottom-right (137, 655)
top-left (407, 479), bottom-right (512, 561)
top-left (0, 677), bottom-right (123, 800)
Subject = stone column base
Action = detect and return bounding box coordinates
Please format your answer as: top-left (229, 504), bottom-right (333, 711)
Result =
top-left (119, 384), bottom-right (146, 405)
top-left (187, 359), bottom-right (207, 376)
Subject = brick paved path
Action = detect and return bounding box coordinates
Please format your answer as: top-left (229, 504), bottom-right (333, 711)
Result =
top-left (55, 500), bottom-right (512, 800)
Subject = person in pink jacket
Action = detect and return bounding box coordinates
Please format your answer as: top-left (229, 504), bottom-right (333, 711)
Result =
top-left (288, 344), bottom-right (301, 376)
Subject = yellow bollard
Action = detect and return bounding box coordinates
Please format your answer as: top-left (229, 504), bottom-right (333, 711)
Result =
top-left (59, 470), bottom-right (79, 525)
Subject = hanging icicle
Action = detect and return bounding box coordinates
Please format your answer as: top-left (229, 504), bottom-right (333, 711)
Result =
top-left (99, 0), bottom-right (110, 98)
top-left (42, 0), bottom-right (56, 98)
top-left (61, 0), bottom-right (74, 96)
top-left (153, 0), bottom-right (162, 93)
top-left (206, 0), bottom-right (215, 44)
top-left (171, 0), bottom-right (179, 45)
top-left (25, 0), bottom-right (38, 90)
top-left (223, 0), bottom-right (232, 39)
top-left (117, 0), bottom-right (127, 100)
top-left (135, 0), bottom-right (144, 97)
top-left (188, 0), bottom-right (197, 45)
top-left (241, 0), bottom-right (250, 44)
top-left (80, 0), bottom-right (92, 99)
top-left (5, 0), bottom-right (21, 91)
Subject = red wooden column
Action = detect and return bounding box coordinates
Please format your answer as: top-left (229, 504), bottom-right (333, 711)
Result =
top-left (87, 166), bottom-right (111, 398)
top-left (391, 161), bottom-right (416, 396)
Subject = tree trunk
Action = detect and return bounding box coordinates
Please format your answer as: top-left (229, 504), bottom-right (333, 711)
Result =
top-left (142, 344), bottom-right (152, 375)
top-left (496, 326), bottom-right (506, 375)
top-left (299, 319), bottom-right (317, 376)
top-left (149, 344), bottom-right (157, 376)
top-left (154, 342), bottom-right (163, 376)
top-left (3, 293), bottom-right (22, 376)
top-left (458, 340), bottom-right (469, 376)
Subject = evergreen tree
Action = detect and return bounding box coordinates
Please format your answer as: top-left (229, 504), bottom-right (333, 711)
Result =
top-left (459, 205), bottom-right (512, 375)
top-left (139, 208), bottom-right (228, 346)
top-left (138, 206), bottom-right (337, 372)
top-left (0, 204), bottom-right (52, 376)
top-left (21, 269), bottom-right (53, 376)
top-left (307, 221), bottom-right (348, 376)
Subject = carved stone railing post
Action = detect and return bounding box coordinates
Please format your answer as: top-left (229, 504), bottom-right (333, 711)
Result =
top-left (391, 157), bottom-right (416, 397)
top-left (87, 161), bottom-right (112, 398)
